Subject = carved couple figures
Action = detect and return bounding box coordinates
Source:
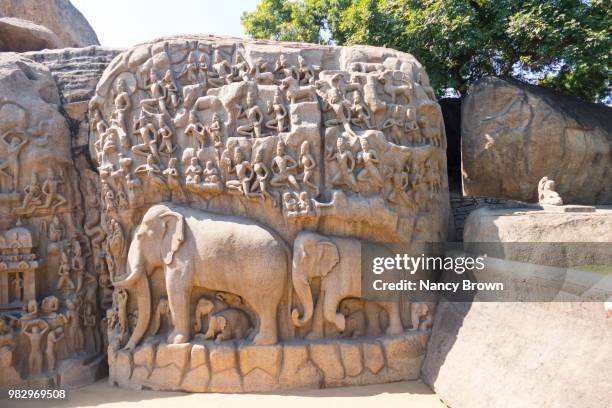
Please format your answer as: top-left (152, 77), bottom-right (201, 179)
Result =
top-left (20, 169), bottom-right (67, 213)
top-left (0, 131), bottom-right (29, 193)
top-left (185, 111), bottom-right (224, 149)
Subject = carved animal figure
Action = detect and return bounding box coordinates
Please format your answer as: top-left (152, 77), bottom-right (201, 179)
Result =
top-left (291, 231), bottom-right (403, 339)
top-left (280, 77), bottom-right (317, 104)
top-left (378, 71), bottom-right (411, 104)
top-left (113, 203), bottom-right (289, 349)
top-left (409, 301), bottom-right (434, 331)
top-left (203, 308), bottom-right (251, 342)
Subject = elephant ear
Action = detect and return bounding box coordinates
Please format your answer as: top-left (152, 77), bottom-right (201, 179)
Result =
top-left (315, 240), bottom-right (340, 278)
top-left (160, 210), bottom-right (185, 265)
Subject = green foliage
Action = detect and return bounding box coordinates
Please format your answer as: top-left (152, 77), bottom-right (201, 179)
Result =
top-left (241, 0), bottom-right (612, 103)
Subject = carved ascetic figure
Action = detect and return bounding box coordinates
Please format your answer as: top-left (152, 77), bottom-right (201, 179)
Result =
top-left (42, 168), bottom-right (67, 211)
top-left (20, 173), bottom-right (43, 210)
top-left (322, 83), bottom-right (355, 137)
top-left (270, 140), bottom-right (299, 190)
top-left (57, 249), bottom-right (74, 291)
top-left (0, 131), bottom-right (29, 192)
top-left (226, 148), bottom-right (255, 196)
top-left (327, 135), bottom-right (357, 190)
top-left (350, 91), bottom-right (373, 129)
top-left (112, 79), bottom-right (132, 144)
top-left (158, 123), bottom-right (176, 156)
top-left (381, 106), bottom-right (405, 145)
top-left (141, 69), bottom-right (170, 117)
top-left (209, 49), bottom-right (232, 87)
top-left (112, 204), bottom-right (289, 348)
top-left (185, 111), bottom-right (206, 149)
top-left (251, 149), bottom-right (276, 204)
top-left (23, 319), bottom-right (48, 376)
top-left (132, 112), bottom-right (160, 160)
top-left (291, 231), bottom-right (403, 338)
top-left (538, 176), bottom-right (563, 206)
top-left (185, 157), bottom-right (203, 184)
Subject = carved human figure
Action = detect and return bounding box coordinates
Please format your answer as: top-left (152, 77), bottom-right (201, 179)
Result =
top-left (282, 191), bottom-right (299, 217)
top-left (274, 54), bottom-right (292, 78)
top-left (265, 89), bottom-right (288, 133)
top-left (387, 163), bottom-right (413, 207)
top-left (270, 140), bottom-right (300, 190)
top-left (162, 69), bottom-right (180, 111)
top-left (207, 112), bottom-right (224, 147)
top-left (356, 138), bottom-right (383, 188)
top-left (538, 177), bottom-right (563, 206)
top-left (231, 53), bottom-right (250, 81)
top-left (42, 168), bottom-right (67, 211)
top-left (226, 148), bottom-right (255, 196)
top-left (11, 274), bottom-right (23, 301)
top-left (102, 183), bottom-right (117, 212)
top-left (178, 51), bottom-right (198, 83)
top-left (20, 173), bottom-right (43, 210)
top-left (45, 327), bottom-right (64, 372)
top-left (57, 249), bottom-right (74, 291)
top-left (323, 80), bottom-right (356, 137)
top-left (91, 109), bottom-right (108, 149)
top-left (0, 132), bottom-right (29, 192)
top-left (202, 161), bottom-right (221, 185)
top-left (299, 140), bottom-right (318, 194)
top-left (116, 288), bottom-right (129, 337)
top-left (185, 111), bottom-right (206, 149)
top-left (185, 157), bottom-right (203, 184)
top-left (65, 298), bottom-right (83, 351)
top-left (83, 302), bottom-right (100, 353)
top-left (296, 55), bottom-right (315, 84)
top-left (141, 69), bottom-right (169, 117)
top-left (326, 135), bottom-right (357, 190)
top-left (111, 79), bottom-right (132, 147)
top-left (107, 219), bottom-right (125, 277)
top-left (209, 49), bottom-right (231, 87)
top-left (381, 106), bottom-right (405, 145)
top-left (250, 149), bottom-right (276, 204)
top-left (23, 319), bottom-right (48, 376)
top-left (158, 124), bottom-right (176, 156)
top-left (49, 215), bottom-right (63, 242)
top-left (237, 91), bottom-right (264, 138)
top-left (132, 112), bottom-right (160, 160)
top-left (198, 53), bottom-right (209, 86)
top-left (117, 190), bottom-right (129, 209)
top-left (350, 91), bottom-right (373, 129)
top-left (134, 154), bottom-right (165, 190)
top-left (163, 158), bottom-right (185, 200)
top-left (71, 240), bottom-right (85, 292)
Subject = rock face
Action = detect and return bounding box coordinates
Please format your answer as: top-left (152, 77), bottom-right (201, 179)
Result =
top-left (0, 0), bottom-right (99, 50)
top-left (461, 77), bottom-right (612, 205)
top-left (0, 17), bottom-right (63, 52)
top-left (92, 35), bottom-right (449, 392)
top-left (0, 53), bottom-right (105, 387)
top-left (422, 206), bottom-right (612, 408)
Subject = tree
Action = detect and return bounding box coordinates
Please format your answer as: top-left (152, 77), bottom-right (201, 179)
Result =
top-left (241, 0), bottom-right (611, 103)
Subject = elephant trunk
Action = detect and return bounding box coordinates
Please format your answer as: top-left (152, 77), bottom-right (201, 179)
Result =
top-left (291, 267), bottom-right (313, 327)
top-left (124, 275), bottom-right (150, 350)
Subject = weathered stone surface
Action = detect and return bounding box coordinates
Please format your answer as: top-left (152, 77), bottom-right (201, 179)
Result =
top-left (462, 77), bottom-right (612, 205)
top-left (208, 345), bottom-right (242, 392)
top-left (381, 333), bottom-right (426, 377)
top-left (155, 343), bottom-right (191, 371)
top-left (339, 342), bottom-right (363, 377)
top-left (363, 341), bottom-right (385, 375)
top-left (0, 17), bottom-right (62, 52)
top-left (279, 343), bottom-right (321, 389)
top-left (0, 0), bottom-right (99, 48)
top-left (238, 344), bottom-right (281, 378)
top-left (310, 343), bottom-right (345, 381)
top-left (133, 343), bottom-right (156, 373)
top-left (181, 364), bottom-right (210, 392)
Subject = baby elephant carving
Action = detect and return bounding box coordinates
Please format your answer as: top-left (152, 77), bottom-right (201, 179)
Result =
top-left (409, 302), bottom-right (434, 331)
top-left (204, 308), bottom-right (251, 342)
top-left (194, 298), bottom-right (215, 333)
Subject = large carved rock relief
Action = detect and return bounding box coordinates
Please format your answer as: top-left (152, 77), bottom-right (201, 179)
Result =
top-left (89, 35), bottom-right (449, 392)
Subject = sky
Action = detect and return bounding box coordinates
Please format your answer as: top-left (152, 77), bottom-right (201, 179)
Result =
top-left (71, 0), bottom-right (261, 48)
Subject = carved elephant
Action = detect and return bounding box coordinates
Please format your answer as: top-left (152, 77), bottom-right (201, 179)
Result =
top-left (203, 308), bottom-right (251, 342)
top-left (291, 231), bottom-right (403, 338)
top-left (409, 301), bottom-right (434, 331)
top-left (113, 203), bottom-right (289, 349)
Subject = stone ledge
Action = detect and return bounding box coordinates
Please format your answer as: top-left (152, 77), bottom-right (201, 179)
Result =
top-left (108, 331), bottom-right (429, 393)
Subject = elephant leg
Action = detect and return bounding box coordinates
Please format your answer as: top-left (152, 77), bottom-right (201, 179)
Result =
top-left (382, 301), bottom-right (403, 335)
top-left (305, 292), bottom-right (325, 340)
top-left (251, 301), bottom-right (278, 345)
top-left (166, 272), bottom-right (192, 344)
top-left (323, 292), bottom-right (345, 332)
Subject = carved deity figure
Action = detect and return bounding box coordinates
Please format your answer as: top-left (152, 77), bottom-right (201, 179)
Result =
top-left (326, 135), bottom-right (357, 190)
top-left (226, 148), bottom-right (255, 196)
top-left (23, 320), bottom-right (49, 376)
top-left (296, 55), bottom-right (315, 85)
top-left (299, 140), bottom-right (318, 194)
top-left (381, 106), bottom-right (405, 145)
top-left (132, 112), bottom-right (160, 160)
top-left (350, 91), bottom-right (373, 129)
top-left (185, 111), bottom-right (206, 149)
top-left (237, 91), bottom-right (264, 138)
top-left (83, 303), bottom-right (99, 353)
top-left (203, 161), bottom-right (220, 184)
top-left (266, 89), bottom-right (288, 134)
top-left (250, 149), bottom-right (275, 204)
top-left (111, 79), bottom-right (132, 147)
top-left (209, 49), bottom-right (231, 87)
top-left (387, 164), bottom-right (413, 207)
top-left (45, 327), bottom-right (64, 372)
top-left (91, 109), bottom-right (109, 163)
top-left (49, 215), bottom-right (63, 242)
top-left (57, 249), bottom-right (74, 291)
top-left (107, 219), bottom-right (125, 276)
top-left (71, 240), bottom-right (85, 292)
top-left (178, 51), bottom-right (198, 83)
top-left (185, 157), bottom-right (203, 184)
top-left (0, 132), bottom-right (29, 192)
top-left (20, 173), bottom-right (43, 210)
top-left (538, 177), bottom-right (563, 206)
top-left (323, 78), bottom-right (356, 137)
top-left (162, 69), bottom-right (180, 111)
top-left (163, 158), bottom-right (185, 200)
top-left (65, 298), bottom-right (83, 352)
top-left (42, 168), bottom-right (67, 211)
top-left (232, 53), bottom-right (250, 81)
top-left (158, 124), bottom-right (175, 156)
top-left (270, 140), bottom-right (300, 190)
top-left (356, 138), bottom-right (383, 188)
top-left (11, 274), bottom-right (24, 302)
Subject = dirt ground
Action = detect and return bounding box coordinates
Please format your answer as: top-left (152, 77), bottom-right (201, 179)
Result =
top-left (3, 379), bottom-right (446, 408)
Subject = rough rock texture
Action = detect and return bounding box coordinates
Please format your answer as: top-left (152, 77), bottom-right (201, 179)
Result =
top-left (422, 206), bottom-right (612, 408)
top-left (0, 53), bottom-right (105, 387)
top-left (0, 0), bottom-right (99, 49)
top-left (461, 77), bottom-right (612, 205)
top-left (0, 17), bottom-right (62, 52)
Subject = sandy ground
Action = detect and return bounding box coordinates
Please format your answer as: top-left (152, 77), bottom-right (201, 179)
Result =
top-left (3, 379), bottom-right (446, 408)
